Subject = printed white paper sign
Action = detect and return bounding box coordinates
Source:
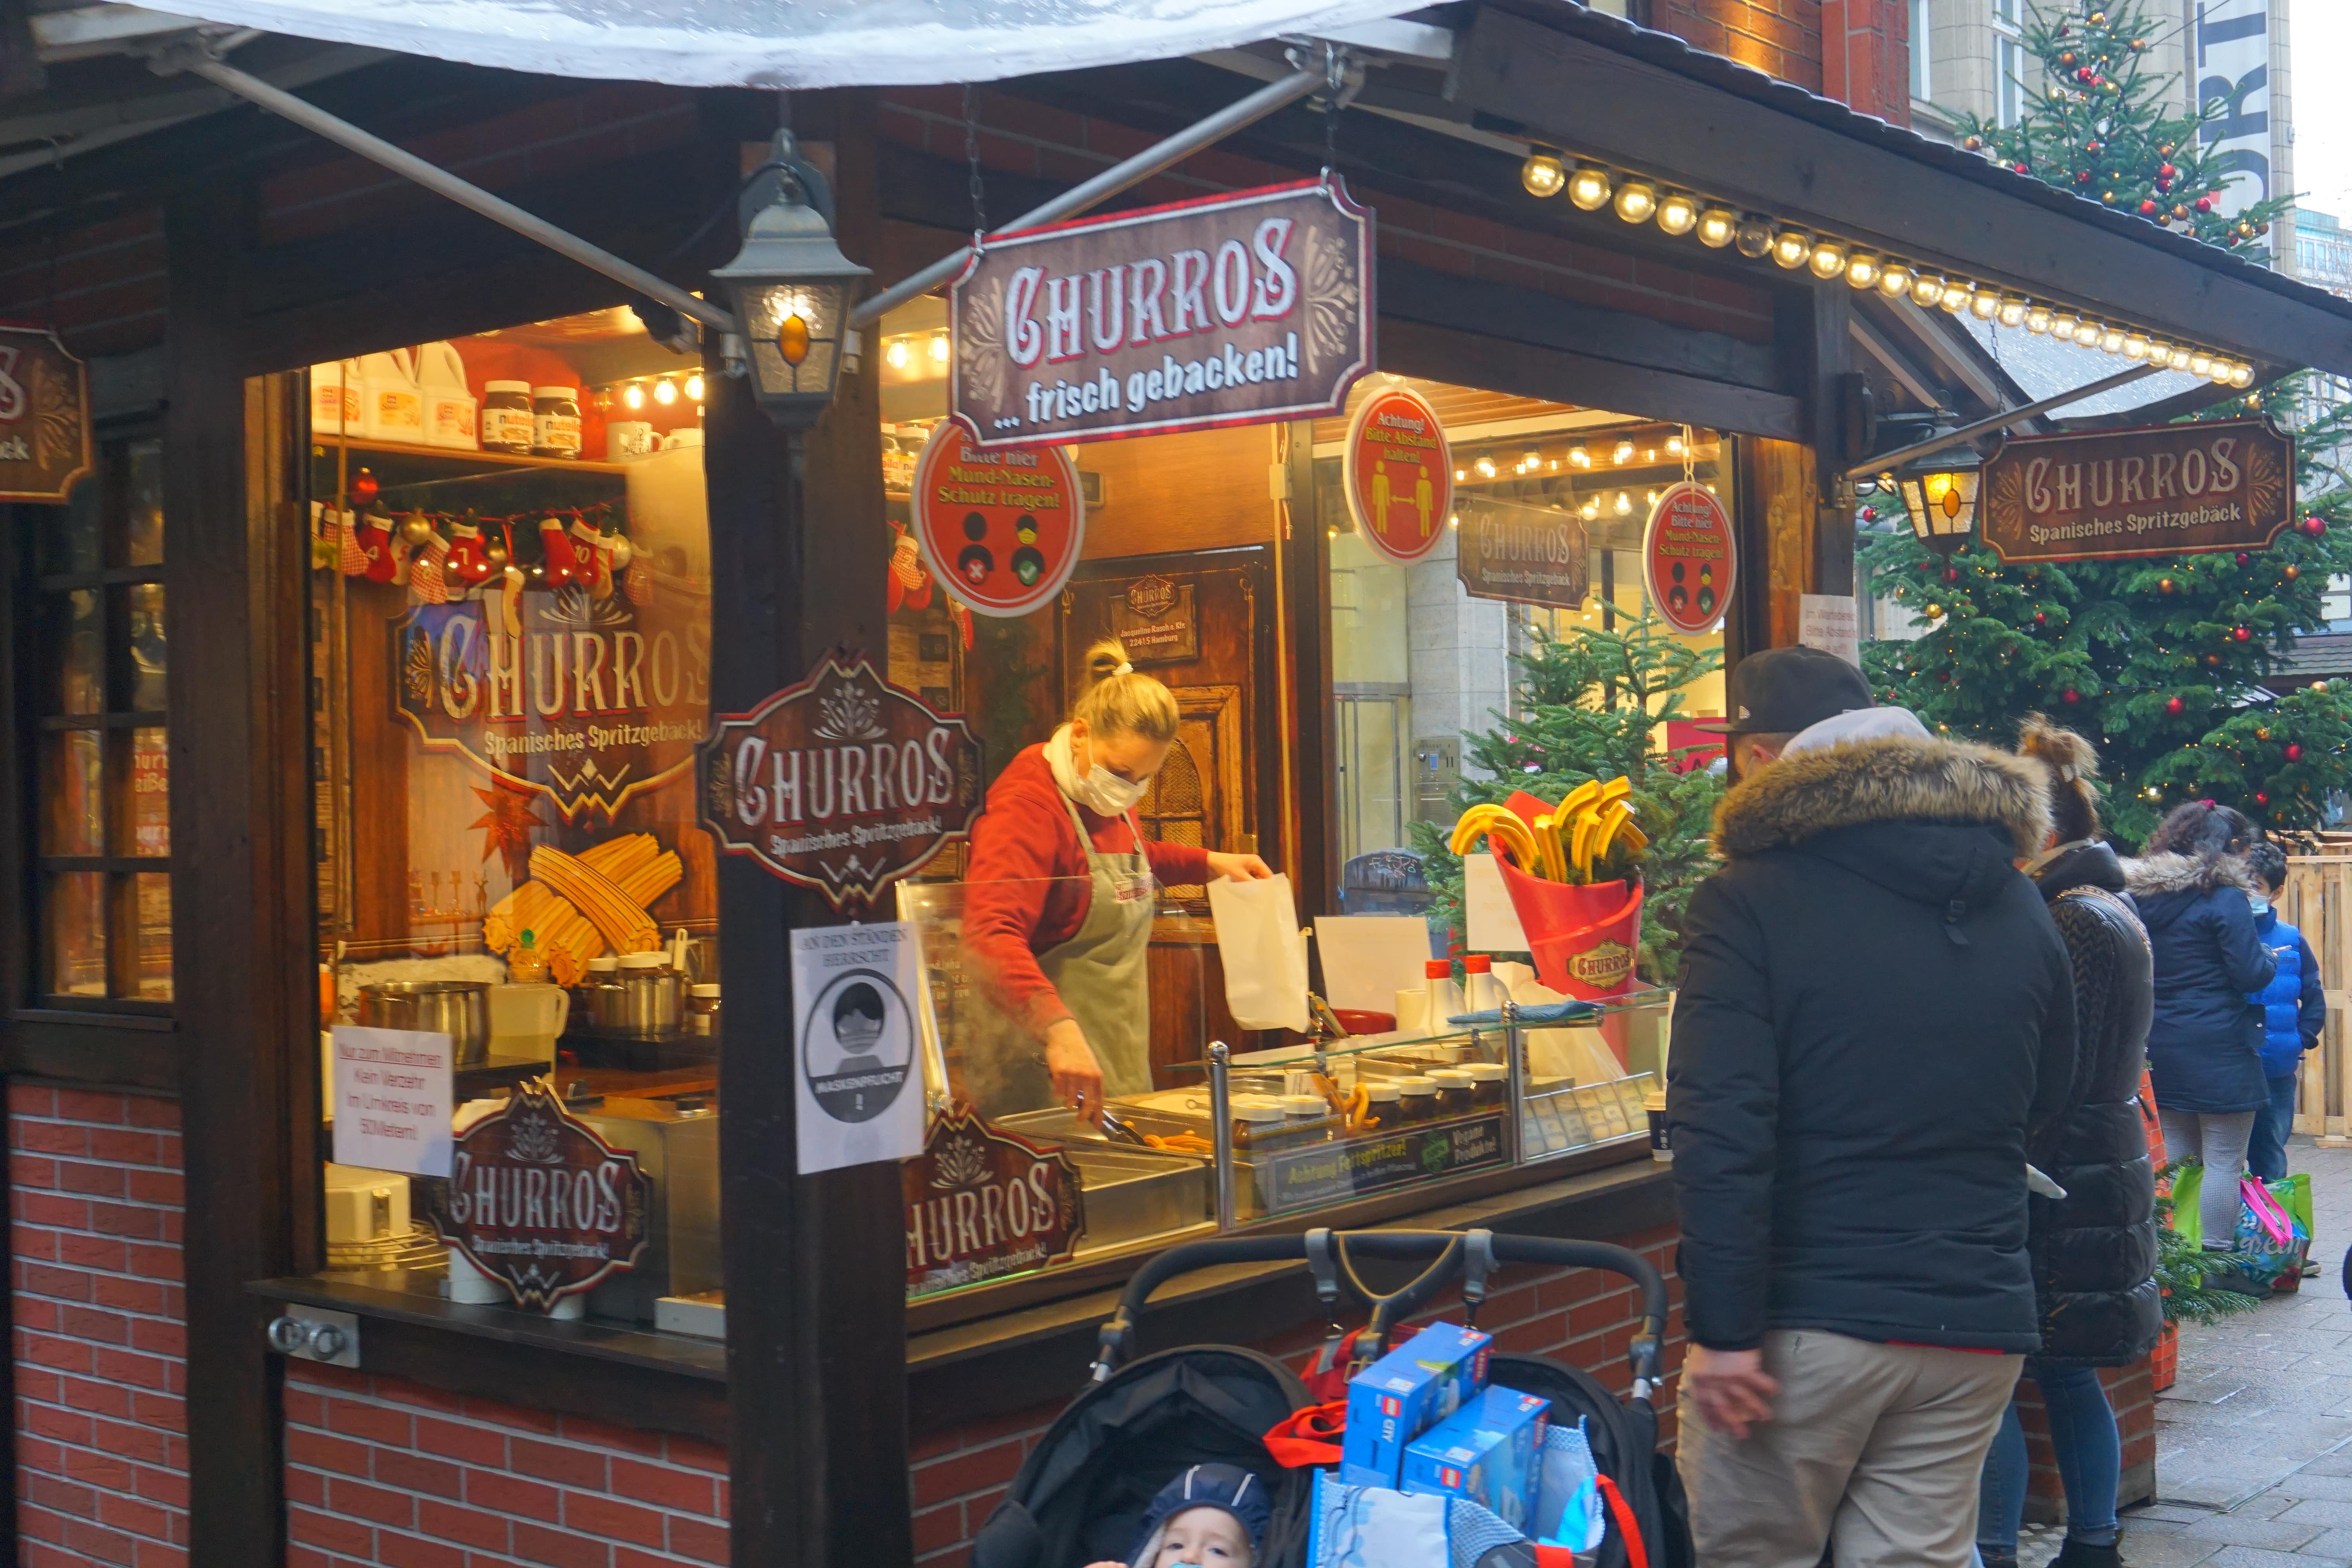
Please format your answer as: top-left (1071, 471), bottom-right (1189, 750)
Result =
top-left (331, 1025), bottom-right (454, 1177)
top-left (792, 922), bottom-right (926, 1174)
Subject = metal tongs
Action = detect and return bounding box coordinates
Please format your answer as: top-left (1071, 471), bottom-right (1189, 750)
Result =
top-left (1097, 1108), bottom-right (1152, 1148)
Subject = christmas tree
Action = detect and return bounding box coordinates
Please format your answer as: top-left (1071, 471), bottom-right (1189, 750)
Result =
top-left (1950, 0), bottom-right (2291, 256)
top-left (1862, 381), bottom-right (2352, 842)
top-left (1408, 611), bottom-right (1725, 982)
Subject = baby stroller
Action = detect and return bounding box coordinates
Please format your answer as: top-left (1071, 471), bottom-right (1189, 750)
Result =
top-left (969, 1227), bottom-right (1685, 1568)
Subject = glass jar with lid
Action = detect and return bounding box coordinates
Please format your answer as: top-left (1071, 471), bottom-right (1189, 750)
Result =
top-left (1427, 1069), bottom-right (1475, 1120)
top-left (686, 983), bottom-right (721, 1035)
top-left (532, 386), bottom-right (583, 458)
top-left (1359, 1080), bottom-right (1401, 1132)
top-left (1277, 1093), bottom-right (1339, 1143)
top-left (481, 381), bottom-right (534, 453)
top-left (1229, 1094), bottom-right (1289, 1152)
top-left (1461, 1061), bottom-right (1509, 1111)
top-left (1393, 1076), bottom-right (1439, 1125)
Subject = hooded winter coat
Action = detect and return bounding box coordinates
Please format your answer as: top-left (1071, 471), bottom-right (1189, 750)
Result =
top-left (2123, 852), bottom-right (2276, 1114)
top-left (2026, 841), bottom-right (2163, 1367)
top-left (1667, 735), bottom-right (2078, 1353)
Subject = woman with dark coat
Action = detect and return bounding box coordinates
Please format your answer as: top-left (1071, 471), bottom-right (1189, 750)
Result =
top-left (1976, 720), bottom-right (2160, 1568)
top-left (2125, 799), bottom-right (2276, 1278)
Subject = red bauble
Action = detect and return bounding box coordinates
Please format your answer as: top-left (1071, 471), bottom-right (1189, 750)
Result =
top-left (2076, 67), bottom-right (2095, 83)
top-left (2288, 743), bottom-right (2305, 762)
top-left (2167, 697), bottom-right (2187, 715)
top-left (1860, 505), bottom-right (1878, 522)
top-left (2077, 171), bottom-right (2094, 185)
top-left (1943, 568), bottom-right (1960, 583)
top-left (2257, 793), bottom-right (2270, 806)
top-left (2305, 515), bottom-right (2328, 537)
top-left (2014, 162), bottom-right (2030, 175)
top-left (2160, 163), bottom-right (2177, 180)
top-left (2140, 200), bottom-right (2159, 216)
top-left (2062, 688), bottom-right (2081, 704)
top-left (2236, 552), bottom-right (2251, 565)
top-left (2234, 626), bottom-right (2251, 641)
top-left (2196, 195), bottom-right (2214, 213)
top-left (348, 468), bottom-right (380, 507)
top-left (2034, 612), bottom-right (2047, 625)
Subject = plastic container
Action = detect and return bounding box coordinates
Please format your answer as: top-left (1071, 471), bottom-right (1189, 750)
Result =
top-left (1394, 1076), bottom-right (1439, 1125)
top-left (417, 341), bottom-right (478, 450)
top-left (1461, 954), bottom-right (1505, 1015)
top-left (686, 983), bottom-right (721, 1036)
top-left (311, 359), bottom-right (358, 436)
top-left (481, 381), bottom-right (534, 453)
top-left (357, 348), bottom-right (423, 444)
top-left (1423, 960), bottom-right (1464, 1037)
top-left (532, 386), bottom-right (583, 458)
top-left (1427, 1068), bottom-right (1475, 1120)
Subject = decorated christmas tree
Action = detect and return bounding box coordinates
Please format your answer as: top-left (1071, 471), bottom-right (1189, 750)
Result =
top-left (1408, 611), bottom-right (1724, 981)
top-left (1949, 0), bottom-right (2291, 255)
top-left (1862, 382), bottom-right (2352, 842)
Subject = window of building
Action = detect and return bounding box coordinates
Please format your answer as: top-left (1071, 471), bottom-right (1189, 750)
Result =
top-left (24, 434), bottom-right (172, 1007)
top-left (1992, 0), bottom-right (2025, 127)
top-left (1911, 0), bottom-right (1933, 101)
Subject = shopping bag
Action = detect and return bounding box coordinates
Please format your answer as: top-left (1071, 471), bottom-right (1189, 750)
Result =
top-left (2234, 1172), bottom-right (2313, 1286)
top-left (1304, 1469), bottom-right (1528, 1568)
top-left (1208, 873), bottom-right (1310, 1032)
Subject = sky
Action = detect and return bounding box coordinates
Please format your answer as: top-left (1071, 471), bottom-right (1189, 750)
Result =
top-left (2296, 4), bottom-right (2352, 220)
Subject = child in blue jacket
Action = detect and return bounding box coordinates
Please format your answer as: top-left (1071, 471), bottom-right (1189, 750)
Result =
top-left (2245, 842), bottom-right (2327, 1181)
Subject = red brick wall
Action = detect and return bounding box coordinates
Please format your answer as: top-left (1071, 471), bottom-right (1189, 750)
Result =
top-left (283, 1363), bottom-right (730, 1568)
top-left (1648, 0), bottom-right (1827, 92)
top-left (9, 1084), bottom-right (189, 1568)
top-left (911, 1222), bottom-right (1686, 1564)
top-left (877, 92), bottom-right (1777, 347)
top-left (1820, 0), bottom-right (1914, 125)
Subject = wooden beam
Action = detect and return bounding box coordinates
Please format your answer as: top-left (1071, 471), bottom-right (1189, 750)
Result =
top-left (1781, 287), bottom-right (1854, 599)
top-left (1380, 316), bottom-right (1804, 441)
top-left (1450, 7), bottom-right (2352, 375)
top-left (1279, 423), bottom-right (1337, 914)
top-left (711, 89), bottom-right (913, 1568)
top-left (167, 190), bottom-right (316, 1568)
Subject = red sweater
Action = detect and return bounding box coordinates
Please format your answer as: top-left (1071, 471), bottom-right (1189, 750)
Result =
top-left (960, 743), bottom-right (1211, 1033)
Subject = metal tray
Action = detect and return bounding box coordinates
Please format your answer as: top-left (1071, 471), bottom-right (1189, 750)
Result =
top-left (994, 1109), bottom-right (1212, 1252)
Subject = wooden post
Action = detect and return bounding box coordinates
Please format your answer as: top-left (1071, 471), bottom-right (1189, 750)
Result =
top-left (710, 91), bottom-right (913, 1568)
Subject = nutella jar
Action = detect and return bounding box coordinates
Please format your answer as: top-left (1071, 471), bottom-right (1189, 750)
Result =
top-left (1229, 1095), bottom-right (1287, 1152)
top-left (532, 386), bottom-right (583, 459)
top-left (1427, 1069), bottom-right (1475, 1120)
top-left (1393, 1076), bottom-right (1438, 1125)
top-left (481, 381), bottom-right (534, 453)
top-left (1463, 1061), bottom-right (1509, 1111)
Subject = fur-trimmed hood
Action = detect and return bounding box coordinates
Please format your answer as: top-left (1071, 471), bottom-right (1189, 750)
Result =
top-left (2121, 850), bottom-right (2258, 898)
top-left (1714, 735), bottom-right (2053, 860)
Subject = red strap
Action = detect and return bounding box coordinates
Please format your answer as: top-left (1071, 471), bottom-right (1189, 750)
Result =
top-left (1303, 1328), bottom-right (1365, 1403)
top-left (1596, 1474), bottom-right (1649, 1568)
top-left (1534, 1548), bottom-right (1580, 1568)
top-left (1263, 1401), bottom-right (1348, 1468)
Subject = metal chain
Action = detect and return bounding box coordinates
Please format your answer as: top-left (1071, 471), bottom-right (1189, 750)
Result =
top-left (1682, 425), bottom-right (1696, 487)
top-left (43, 140), bottom-right (64, 335)
top-left (964, 84), bottom-right (988, 233)
top-left (1321, 42), bottom-right (1341, 176)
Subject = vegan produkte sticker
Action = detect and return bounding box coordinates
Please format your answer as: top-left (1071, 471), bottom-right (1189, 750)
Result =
top-left (1343, 384), bottom-right (1452, 567)
top-left (1641, 481), bottom-right (1736, 635)
top-left (911, 420), bottom-right (1084, 618)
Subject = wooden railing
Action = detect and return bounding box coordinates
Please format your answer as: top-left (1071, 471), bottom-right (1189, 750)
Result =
top-left (2282, 847), bottom-right (2352, 1142)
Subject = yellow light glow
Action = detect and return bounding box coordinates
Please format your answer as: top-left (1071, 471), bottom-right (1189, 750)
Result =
top-left (654, 379), bottom-right (679, 404)
top-left (1878, 263), bottom-right (1914, 298)
top-left (2230, 363), bottom-right (2256, 388)
top-left (1939, 284), bottom-right (1972, 314)
top-left (1772, 229), bottom-right (1812, 269)
top-left (1697, 207), bottom-right (1737, 248)
top-left (2098, 326), bottom-right (2126, 354)
top-left (622, 383), bottom-right (646, 410)
top-left (1614, 492), bottom-right (1632, 515)
top-left (2026, 305), bottom-right (2053, 334)
top-left (2123, 334), bottom-right (2149, 361)
top-left (1911, 274), bottom-right (1946, 308)
top-left (1997, 296), bottom-right (2028, 328)
top-left (1613, 180), bottom-right (1659, 224)
top-left (1809, 240), bottom-right (1849, 279)
top-left (1568, 164), bottom-right (1613, 211)
top-left (1568, 445), bottom-right (1591, 468)
top-left (1521, 152), bottom-right (1567, 198)
top-left (684, 372), bottom-right (705, 400)
top-left (929, 333), bottom-right (950, 364)
top-left (1846, 252), bottom-right (1882, 289)
top-left (1657, 192), bottom-right (1699, 236)
top-left (1970, 289), bottom-right (2000, 320)
top-left (886, 339), bottom-right (910, 369)
top-left (1612, 439), bottom-right (1635, 465)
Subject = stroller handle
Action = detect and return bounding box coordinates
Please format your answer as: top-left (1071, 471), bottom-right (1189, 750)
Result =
top-left (1089, 1228), bottom-right (1669, 1391)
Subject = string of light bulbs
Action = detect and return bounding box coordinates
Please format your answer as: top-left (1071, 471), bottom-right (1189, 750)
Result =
top-left (1517, 150), bottom-right (2260, 389)
top-left (604, 371), bottom-right (707, 412)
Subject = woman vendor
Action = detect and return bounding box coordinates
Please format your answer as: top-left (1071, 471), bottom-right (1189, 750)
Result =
top-left (960, 639), bottom-right (1272, 1120)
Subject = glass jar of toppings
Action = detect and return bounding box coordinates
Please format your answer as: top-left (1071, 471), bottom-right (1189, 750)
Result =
top-left (1229, 1094), bottom-right (1288, 1151)
top-left (1462, 1061), bottom-right (1509, 1111)
top-left (1359, 1080), bottom-right (1401, 1131)
top-left (482, 380), bottom-right (534, 453)
top-left (1427, 1068), bottom-right (1475, 1120)
top-left (532, 386), bottom-right (582, 458)
top-left (1394, 1076), bottom-right (1438, 1125)
top-left (1278, 1093), bottom-right (1338, 1143)
top-left (686, 983), bottom-right (721, 1035)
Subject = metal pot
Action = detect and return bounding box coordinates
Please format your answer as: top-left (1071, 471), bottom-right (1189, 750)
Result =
top-left (610, 968), bottom-right (684, 1037)
top-left (357, 980), bottom-right (491, 1067)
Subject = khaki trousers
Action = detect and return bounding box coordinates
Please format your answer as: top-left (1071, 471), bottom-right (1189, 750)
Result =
top-left (1675, 1330), bottom-right (2022, 1568)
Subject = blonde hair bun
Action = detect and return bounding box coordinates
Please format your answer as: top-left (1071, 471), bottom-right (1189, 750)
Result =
top-left (1073, 637), bottom-right (1180, 742)
top-left (2017, 713), bottom-right (2102, 841)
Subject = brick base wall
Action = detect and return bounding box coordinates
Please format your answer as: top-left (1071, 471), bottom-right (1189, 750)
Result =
top-left (9, 1084), bottom-right (189, 1568)
top-left (2015, 1360), bottom-right (2159, 1527)
top-left (911, 1222), bottom-right (1687, 1564)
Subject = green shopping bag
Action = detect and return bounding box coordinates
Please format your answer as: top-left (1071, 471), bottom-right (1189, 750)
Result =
top-left (2170, 1161), bottom-right (2313, 1282)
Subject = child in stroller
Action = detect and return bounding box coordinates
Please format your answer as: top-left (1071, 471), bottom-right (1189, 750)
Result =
top-left (1085, 1463), bottom-right (1270, 1568)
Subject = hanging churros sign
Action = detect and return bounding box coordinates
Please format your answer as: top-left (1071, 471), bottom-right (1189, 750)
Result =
top-left (0, 327), bottom-right (92, 504)
top-left (1344, 383), bottom-right (1452, 566)
top-left (949, 178), bottom-right (1374, 447)
top-left (1977, 417), bottom-right (2294, 563)
top-left (698, 654), bottom-right (985, 908)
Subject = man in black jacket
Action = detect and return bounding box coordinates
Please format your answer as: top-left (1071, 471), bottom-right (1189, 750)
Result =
top-left (1668, 648), bottom-right (2078, 1568)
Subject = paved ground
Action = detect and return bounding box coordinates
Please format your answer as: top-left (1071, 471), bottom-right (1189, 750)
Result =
top-left (2034, 1136), bottom-right (2352, 1566)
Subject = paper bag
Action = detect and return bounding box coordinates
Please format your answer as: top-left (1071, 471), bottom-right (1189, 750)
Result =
top-left (1209, 873), bottom-right (1310, 1032)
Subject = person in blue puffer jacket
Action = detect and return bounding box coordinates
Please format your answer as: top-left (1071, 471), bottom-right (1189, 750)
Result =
top-left (2243, 841), bottom-right (2327, 1181)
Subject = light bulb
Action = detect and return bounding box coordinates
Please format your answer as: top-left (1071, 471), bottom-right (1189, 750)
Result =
top-left (1772, 229), bottom-right (1812, 269)
top-left (1878, 263), bottom-right (1914, 298)
top-left (1454, 468), bottom-right (1466, 482)
top-left (1475, 456), bottom-right (1497, 478)
top-left (1656, 191), bottom-right (1699, 236)
top-left (1697, 207), bottom-right (1737, 248)
top-left (2026, 304), bottom-right (2053, 334)
top-left (1666, 433), bottom-right (1686, 456)
top-left (1613, 180), bottom-right (1659, 224)
top-left (2208, 356), bottom-right (2235, 383)
top-left (622, 382), bottom-right (646, 410)
top-left (2123, 333), bottom-right (2149, 361)
top-left (1970, 288), bottom-right (2001, 320)
top-left (1568, 445), bottom-right (1590, 468)
top-left (1645, 489), bottom-right (1659, 505)
top-left (1521, 151), bottom-right (1567, 198)
top-left (1734, 215), bottom-right (1775, 258)
top-left (1940, 283), bottom-right (1972, 314)
top-left (2050, 314), bottom-right (2081, 342)
top-left (1997, 295), bottom-right (2029, 328)
top-left (2095, 326), bottom-right (2123, 354)
top-left (1567, 163), bottom-right (1613, 211)
top-left (1448, 514), bottom-right (1460, 529)
top-left (1523, 450), bottom-right (1541, 470)
top-left (684, 372), bottom-right (705, 400)
top-left (929, 333), bottom-right (950, 363)
top-left (1846, 252), bottom-right (1882, 289)
top-left (886, 339), bottom-right (910, 370)
top-left (1809, 239), bottom-right (1849, 279)
top-left (2230, 362), bottom-right (2255, 388)
top-left (2187, 350), bottom-right (2212, 377)
top-left (1613, 439), bottom-right (1635, 465)
top-left (1614, 492), bottom-right (1632, 515)
top-left (2170, 346), bottom-right (2197, 371)
top-left (1910, 274), bottom-right (1946, 308)
top-left (1581, 501), bottom-right (1600, 520)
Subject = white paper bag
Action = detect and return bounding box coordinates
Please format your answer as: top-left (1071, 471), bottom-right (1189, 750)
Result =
top-left (1209, 873), bottom-right (1310, 1032)
top-left (1312, 915), bottom-right (1434, 1014)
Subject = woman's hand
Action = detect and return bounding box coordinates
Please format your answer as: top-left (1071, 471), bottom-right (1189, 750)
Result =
top-left (1205, 850), bottom-right (1275, 881)
top-left (1043, 1017), bottom-right (1106, 1120)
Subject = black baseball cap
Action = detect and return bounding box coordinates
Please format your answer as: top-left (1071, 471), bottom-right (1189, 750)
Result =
top-left (1700, 646), bottom-right (1875, 737)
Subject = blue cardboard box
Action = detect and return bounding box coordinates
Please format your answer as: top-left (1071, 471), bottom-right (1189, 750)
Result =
top-left (1338, 1322), bottom-right (1493, 1489)
top-left (1399, 1385), bottom-right (1552, 1528)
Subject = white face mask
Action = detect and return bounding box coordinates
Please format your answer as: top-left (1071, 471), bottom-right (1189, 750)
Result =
top-left (2250, 893), bottom-right (2272, 916)
top-left (1047, 724), bottom-right (1152, 815)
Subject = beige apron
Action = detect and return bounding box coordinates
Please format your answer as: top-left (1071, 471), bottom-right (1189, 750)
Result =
top-left (963, 795), bottom-right (1156, 1120)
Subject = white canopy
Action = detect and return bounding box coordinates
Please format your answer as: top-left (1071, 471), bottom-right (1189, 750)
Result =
top-left (161, 0), bottom-right (1420, 87)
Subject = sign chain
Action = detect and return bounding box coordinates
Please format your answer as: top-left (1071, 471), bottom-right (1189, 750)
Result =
top-left (964, 85), bottom-right (989, 234)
